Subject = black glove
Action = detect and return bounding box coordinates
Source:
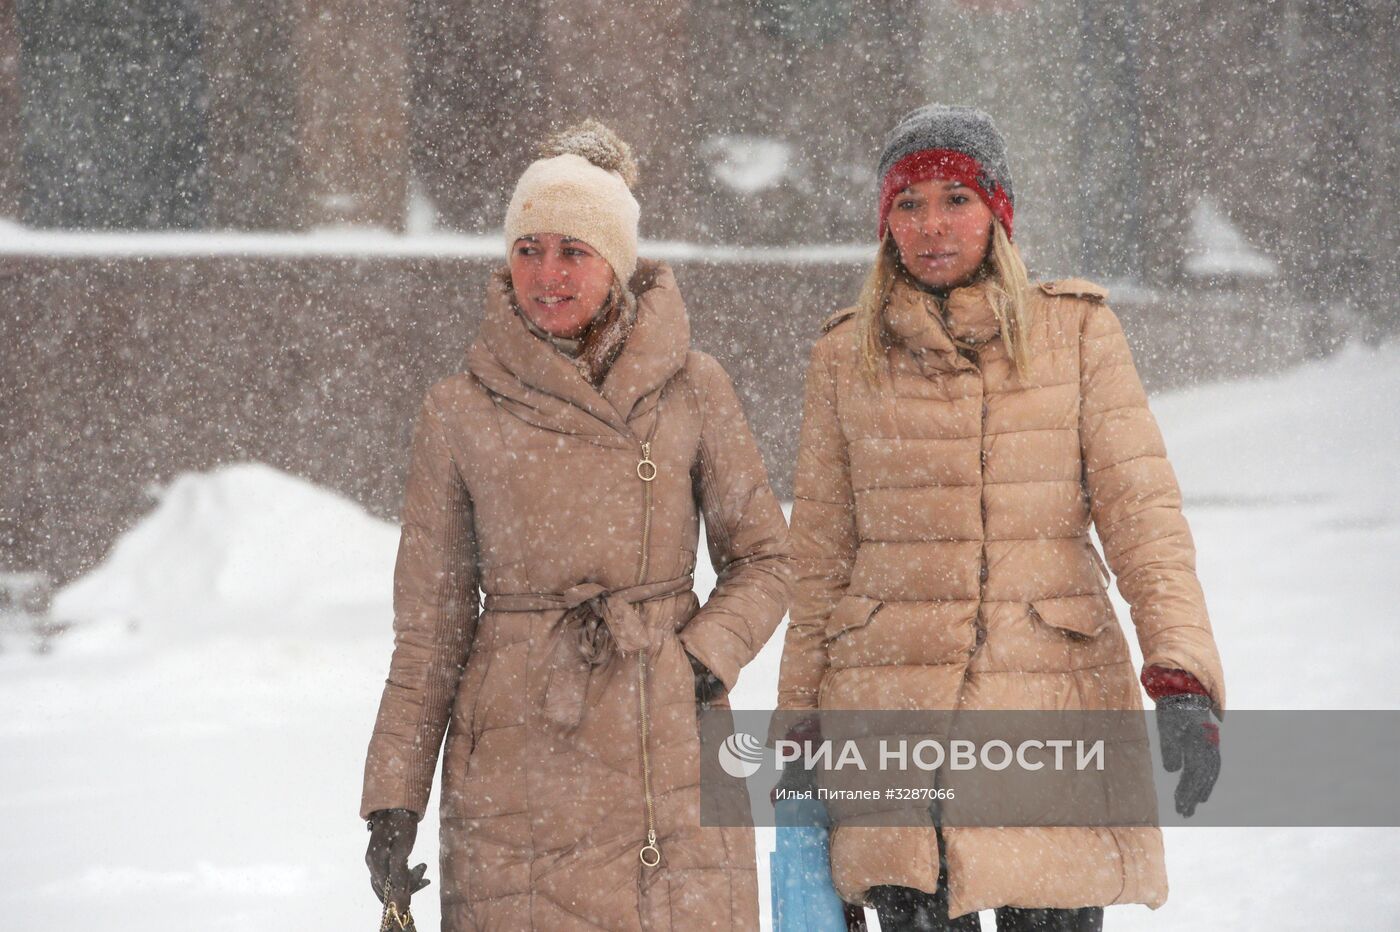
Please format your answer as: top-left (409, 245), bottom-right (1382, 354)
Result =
top-left (687, 651), bottom-right (725, 709)
top-left (365, 808), bottom-right (431, 909)
top-left (1154, 693), bottom-right (1221, 818)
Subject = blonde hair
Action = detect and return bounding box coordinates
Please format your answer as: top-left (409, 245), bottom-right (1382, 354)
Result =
top-left (855, 221), bottom-right (1033, 383)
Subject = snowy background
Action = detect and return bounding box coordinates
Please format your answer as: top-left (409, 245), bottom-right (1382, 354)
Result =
top-left (3, 1), bottom-right (1399, 927)
top-left (3, 337), bottom-right (1397, 929)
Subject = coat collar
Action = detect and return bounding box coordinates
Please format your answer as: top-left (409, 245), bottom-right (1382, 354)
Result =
top-left (466, 259), bottom-right (690, 439)
top-left (882, 276), bottom-right (1000, 373)
top-left (944, 281), bottom-right (1001, 345)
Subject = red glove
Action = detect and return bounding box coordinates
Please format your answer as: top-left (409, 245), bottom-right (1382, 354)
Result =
top-left (1141, 665), bottom-right (1210, 701)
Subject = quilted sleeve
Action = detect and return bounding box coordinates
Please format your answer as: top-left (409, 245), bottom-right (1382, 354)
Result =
top-left (679, 352), bottom-right (794, 692)
top-left (361, 388), bottom-right (480, 819)
top-left (1079, 301), bottom-right (1226, 710)
top-left (778, 335), bottom-right (858, 711)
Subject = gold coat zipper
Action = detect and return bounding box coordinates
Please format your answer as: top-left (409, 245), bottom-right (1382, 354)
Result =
top-left (635, 417), bottom-right (661, 868)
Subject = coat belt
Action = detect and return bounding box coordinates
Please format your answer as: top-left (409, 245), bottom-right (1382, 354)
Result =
top-left (483, 575), bottom-right (695, 729)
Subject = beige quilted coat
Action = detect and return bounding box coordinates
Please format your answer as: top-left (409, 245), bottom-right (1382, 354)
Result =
top-left (777, 275), bottom-right (1225, 918)
top-left (361, 260), bottom-right (792, 930)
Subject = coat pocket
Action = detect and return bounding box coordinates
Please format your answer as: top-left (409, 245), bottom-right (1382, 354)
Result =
top-left (823, 594), bottom-right (884, 643)
top-left (1028, 594), bottom-right (1115, 641)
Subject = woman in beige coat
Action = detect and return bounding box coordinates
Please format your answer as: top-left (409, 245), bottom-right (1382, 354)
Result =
top-left (777, 106), bottom-right (1225, 931)
top-left (360, 120), bottom-right (791, 930)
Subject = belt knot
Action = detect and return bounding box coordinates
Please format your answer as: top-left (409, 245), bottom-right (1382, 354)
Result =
top-left (484, 575), bottom-right (694, 730)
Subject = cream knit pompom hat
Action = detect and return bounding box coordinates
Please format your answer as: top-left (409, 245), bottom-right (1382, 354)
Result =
top-left (504, 119), bottom-right (641, 284)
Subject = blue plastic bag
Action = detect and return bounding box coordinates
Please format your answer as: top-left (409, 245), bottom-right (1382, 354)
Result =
top-left (770, 797), bottom-right (848, 932)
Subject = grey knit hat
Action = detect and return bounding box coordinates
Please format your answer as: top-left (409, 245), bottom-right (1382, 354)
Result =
top-left (876, 105), bottom-right (1015, 239)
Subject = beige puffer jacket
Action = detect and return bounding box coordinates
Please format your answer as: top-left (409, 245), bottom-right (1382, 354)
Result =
top-left (361, 260), bottom-right (792, 930)
top-left (777, 275), bottom-right (1225, 918)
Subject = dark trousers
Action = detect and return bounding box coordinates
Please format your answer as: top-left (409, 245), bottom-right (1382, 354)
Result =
top-left (854, 829), bottom-right (1105, 932)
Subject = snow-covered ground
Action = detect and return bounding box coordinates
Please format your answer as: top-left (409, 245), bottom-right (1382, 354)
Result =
top-left (2, 340), bottom-right (1398, 929)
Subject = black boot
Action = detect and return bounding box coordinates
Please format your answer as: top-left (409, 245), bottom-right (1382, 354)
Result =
top-left (866, 827), bottom-right (981, 932)
top-left (994, 906), bottom-right (1104, 932)
top-left (867, 884), bottom-right (982, 932)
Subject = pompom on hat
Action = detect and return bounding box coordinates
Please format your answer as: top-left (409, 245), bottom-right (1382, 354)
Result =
top-left (504, 119), bottom-right (641, 283)
top-left (876, 104), bottom-right (1015, 241)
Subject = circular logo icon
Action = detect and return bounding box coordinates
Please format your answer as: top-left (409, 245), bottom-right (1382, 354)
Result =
top-left (718, 731), bottom-right (765, 779)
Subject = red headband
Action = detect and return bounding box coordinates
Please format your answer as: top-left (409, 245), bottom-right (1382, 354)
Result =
top-left (877, 148), bottom-right (1014, 241)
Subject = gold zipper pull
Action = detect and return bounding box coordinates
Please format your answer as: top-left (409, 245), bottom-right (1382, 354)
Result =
top-left (637, 440), bottom-right (657, 482)
top-left (640, 829), bottom-right (660, 867)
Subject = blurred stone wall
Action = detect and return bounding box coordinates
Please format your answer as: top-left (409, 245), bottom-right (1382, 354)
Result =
top-left (2, 254), bottom-right (1311, 587)
top-left (0, 0), bottom-right (1393, 584)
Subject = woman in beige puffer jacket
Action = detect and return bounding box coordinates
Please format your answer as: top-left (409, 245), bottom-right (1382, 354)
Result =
top-left (777, 106), bottom-right (1225, 930)
top-left (360, 121), bottom-right (791, 930)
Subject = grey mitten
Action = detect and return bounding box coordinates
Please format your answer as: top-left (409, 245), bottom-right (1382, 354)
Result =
top-left (365, 808), bottom-right (431, 908)
top-left (1155, 693), bottom-right (1221, 818)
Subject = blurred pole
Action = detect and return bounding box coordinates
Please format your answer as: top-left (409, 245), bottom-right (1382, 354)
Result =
top-left (203, 0), bottom-right (304, 230)
top-left (411, 0), bottom-right (697, 238)
top-left (1379, 0), bottom-right (1400, 337)
top-left (1357, 0), bottom-right (1397, 342)
top-left (1074, 0), bottom-right (1145, 283)
top-left (909, 1), bottom-right (1081, 276)
top-left (1291, 0), bottom-right (1395, 344)
top-left (409, 0), bottom-right (548, 233)
top-left (294, 0), bottom-right (410, 231)
top-left (541, 0), bottom-right (698, 240)
top-left (1120, 0), bottom-right (1144, 282)
top-left (0, 0), bottom-right (21, 218)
